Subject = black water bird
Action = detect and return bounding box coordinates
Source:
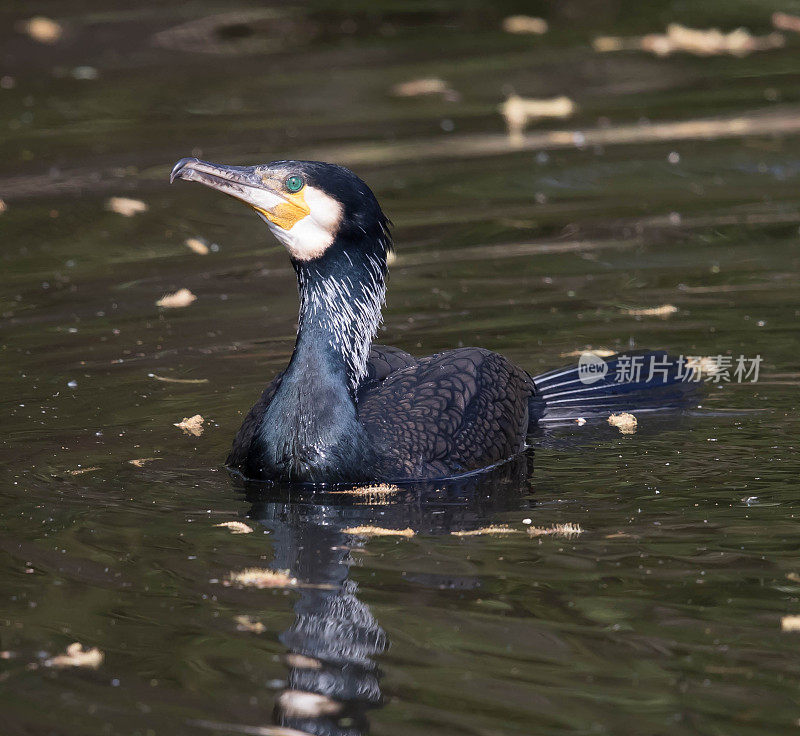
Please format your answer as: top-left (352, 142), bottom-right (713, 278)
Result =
top-left (171, 158), bottom-right (696, 483)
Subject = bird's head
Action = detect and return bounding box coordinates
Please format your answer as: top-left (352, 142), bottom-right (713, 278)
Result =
top-left (170, 158), bottom-right (392, 264)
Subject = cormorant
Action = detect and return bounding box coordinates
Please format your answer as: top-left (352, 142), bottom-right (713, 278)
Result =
top-left (171, 158), bottom-right (696, 483)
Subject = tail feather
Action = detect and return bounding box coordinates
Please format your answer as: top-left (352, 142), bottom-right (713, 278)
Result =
top-left (530, 351), bottom-right (702, 425)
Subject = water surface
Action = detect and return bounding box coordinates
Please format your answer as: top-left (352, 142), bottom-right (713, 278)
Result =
top-left (2, 2), bottom-right (799, 735)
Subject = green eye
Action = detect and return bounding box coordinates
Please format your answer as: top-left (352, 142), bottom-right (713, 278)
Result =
top-left (285, 175), bottom-right (304, 193)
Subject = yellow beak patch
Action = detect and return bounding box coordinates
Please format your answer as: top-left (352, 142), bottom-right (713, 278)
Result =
top-left (252, 178), bottom-right (310, 230)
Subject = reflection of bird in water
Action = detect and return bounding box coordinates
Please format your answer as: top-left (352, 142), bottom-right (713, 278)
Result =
top-left (171, 157), bottom-right (699, 484)
top-left (244, 453), bottom-right (534, 736)
top-left (265, 515), bottom-right (385, 736)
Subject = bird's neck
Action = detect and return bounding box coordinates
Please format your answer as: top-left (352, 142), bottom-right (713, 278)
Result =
top-left (291, 249), bottom-right (386, 395)
top-left (255, 248), bottom-right (386, 481)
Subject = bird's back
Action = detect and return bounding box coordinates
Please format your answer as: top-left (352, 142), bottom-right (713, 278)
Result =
top-left (357, 347), bottom-right (533, 479)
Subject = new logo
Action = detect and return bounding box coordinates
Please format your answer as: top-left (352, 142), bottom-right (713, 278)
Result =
top-left (578, 352), bottom-right (608, 384)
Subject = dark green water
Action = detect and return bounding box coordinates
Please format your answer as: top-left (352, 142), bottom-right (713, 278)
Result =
top-left (2, 2), bottom-right (800, 735)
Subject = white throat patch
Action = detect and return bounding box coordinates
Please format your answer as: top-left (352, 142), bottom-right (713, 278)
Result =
top-left (264, 185), bottom-right (344, 261)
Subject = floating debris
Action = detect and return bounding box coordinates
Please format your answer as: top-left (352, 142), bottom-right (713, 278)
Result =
top-left (330, 483), bottom-right (401, 504)
top-left (227, 568), bottom-right (297, 588)
top-left (561, 347), bottom-right (616, 358)
top-left (173, 414), bottom-right (204, 436)
top-left (67, 466), bottom-right (100, 476)
top-left (277, 690), bottom-right (343, 718)
top-left (391, 78), bottom-right (459, 101)
top-left (21, 16), bottom-right (63, 44)
top-left (781, 615), bottom-right (800, 632)
top-left (45, 643), bottom-right (103, 669)
top-left (608, 412), bottom-right (638, 434)
top-left (594, 24), bottom-right (784, 58)
top-left (150, 373), bottom-right (209, 384)
top-left (502, 15), bottom-right (548, 35)
top-left (128, 458), bottom-right (157, 467)
top-left (342, 526), bottom-right (414, 538)
top-left (650, 24), bottom-right (785, 57)
top-left (773, 12), bottom-right (800, 34)
top-left (528, 523), bottom-right (584, 538)
top-left (285, 653), bottom-right (322, 670)
top-left (0, 199), bottom-right (6, 214)
top-left (500, 94), bottom-right (576, 144)
top-left (451, 525), bottom-right (521, 537)
top-left (624, 304), bottom-right (678, 317)
top-left (106, 196), bottom-right (148, 217)
top-left (156, 288), bottom-right (197, 308)
top-left (330, 483), bottom-right (401, 496)
top-left (234, 615), bottom-right (265, 633)
top-left (185, 237), bottom-right (210, 255)
top-left (786, 572), bottom-right (800, 583)
top-left (576, 417), bottom-right (587, 426)
top-left (215, 521), bottom-right (254, 535)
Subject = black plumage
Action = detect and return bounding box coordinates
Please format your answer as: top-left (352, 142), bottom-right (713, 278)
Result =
top-left (171, 157), bottom-right (698, 484)
top-left (227, 344), bottom-right (533, 481)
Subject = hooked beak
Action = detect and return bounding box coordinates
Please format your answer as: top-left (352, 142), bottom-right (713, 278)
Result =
top-left (170, 157), bottom-right (308, 228)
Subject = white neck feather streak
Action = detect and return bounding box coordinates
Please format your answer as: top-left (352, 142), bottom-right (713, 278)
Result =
top-left (297, 250), bottom-right (387, 394)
